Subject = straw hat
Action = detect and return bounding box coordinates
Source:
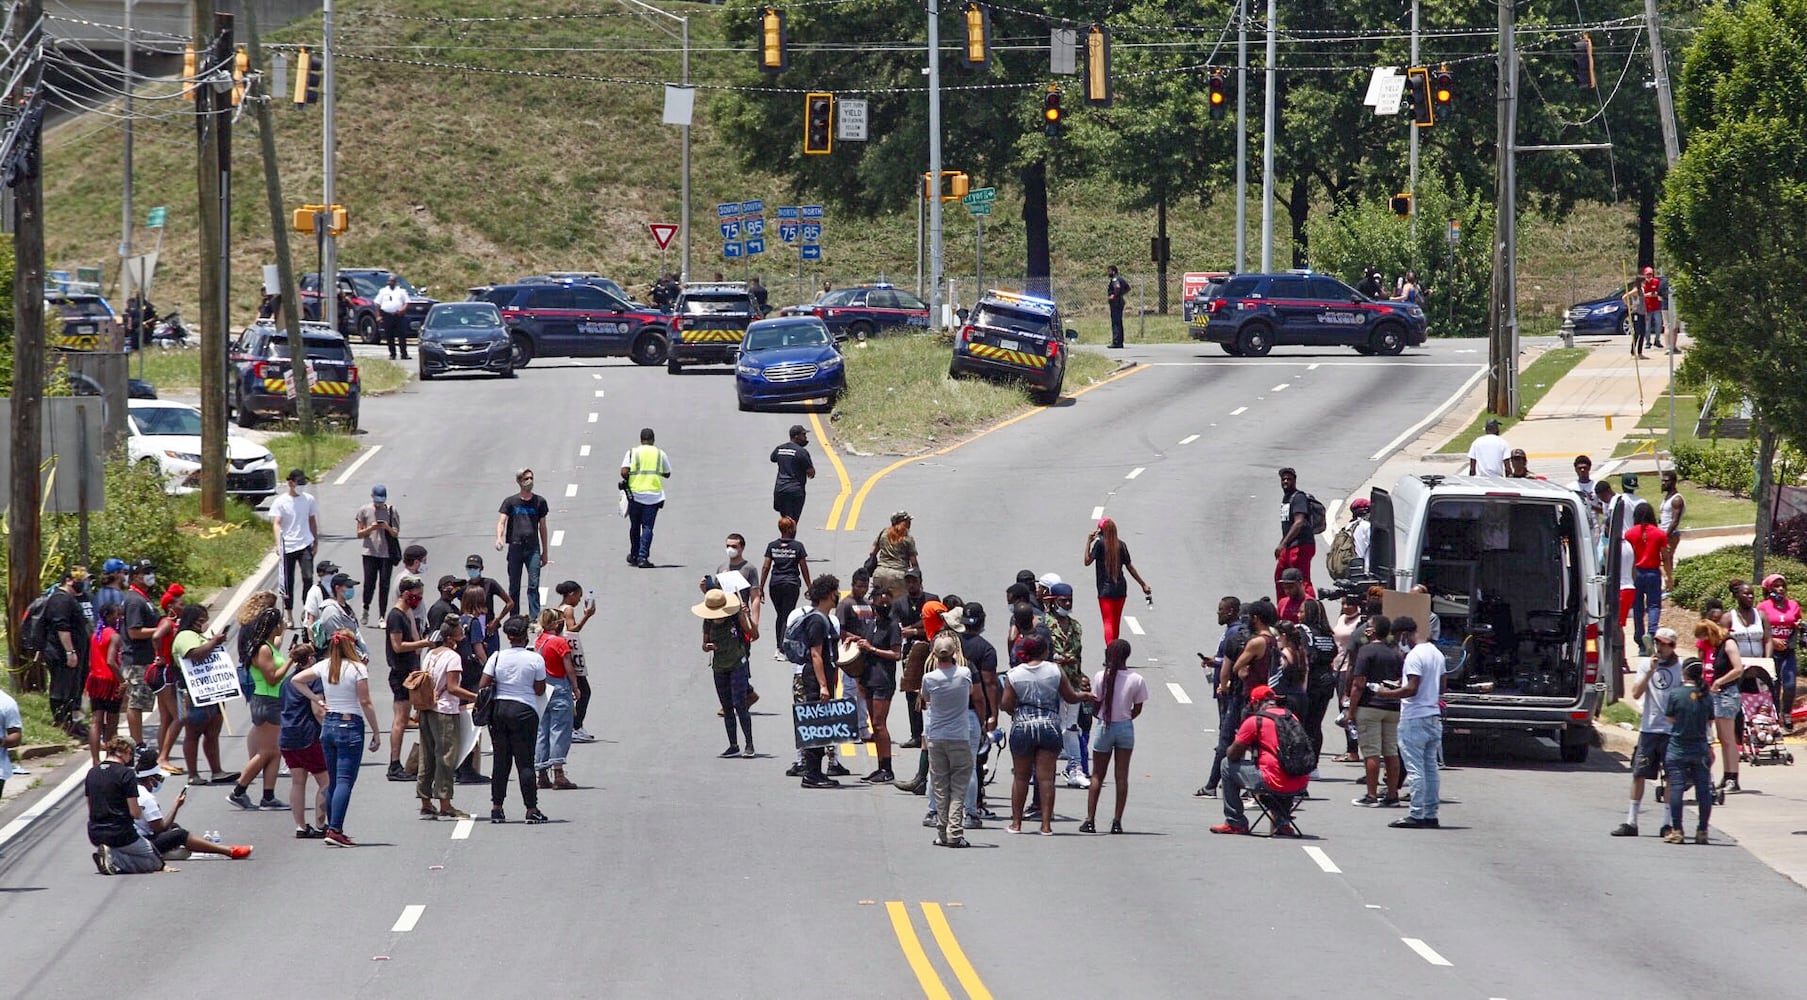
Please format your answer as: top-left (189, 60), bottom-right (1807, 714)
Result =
top-left (690, 589), bottom-right (742, 620)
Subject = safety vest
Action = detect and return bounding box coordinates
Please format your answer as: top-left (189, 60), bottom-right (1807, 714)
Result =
top-left (626, 445), bottom-right (664, 495)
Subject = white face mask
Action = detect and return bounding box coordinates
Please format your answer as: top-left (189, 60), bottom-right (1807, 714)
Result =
top-left (725, 546), bottom-right (740, 560)
top-left (144, 573), bottom-right (157, 587)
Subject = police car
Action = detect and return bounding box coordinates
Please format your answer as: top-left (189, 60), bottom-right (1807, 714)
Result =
top-left (779, 282), bottom-right (930, 340)
top-left (669, 282), bottom-right (762, 373)
top-left (1192, 270), bottom-right (1428, 356)
top-left (469, 281), bottom-right (672, 367)
top-left (949, 290), bottom-right (1076, 405)
top-left (227, 320), bottom-right (362, 430)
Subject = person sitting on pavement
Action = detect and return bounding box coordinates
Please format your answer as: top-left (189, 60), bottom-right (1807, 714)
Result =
top-left (133, 744), bottom-right (252, 863)
top-left (1611, 627), bottom-right (1685, 839)
top-left (1210, 685), bottom-right (1309, 836)
top-left (86, 736), bottom-right (160, 874)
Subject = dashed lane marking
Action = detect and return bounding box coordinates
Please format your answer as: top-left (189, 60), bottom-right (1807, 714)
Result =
top-left (550, 530), bottom-right (565, 548)
top-left (587, 412), bottom-right (599, 423)
top-left (1123, 616), bottom-right (1145, 636)
top-left (333, 444), bottom-right (383, 486)
top-left (1125, 467), bottom-right (1145, 480)
top-left (391, 905), bottom-right (426, 933)
top-left (580, 445), bottom-right (592, 457)
top-left (592, 373), bottom-right (602, 379)
top-left (1230, 406), bottom-right (1247, 416)
top-left (1402, 938), bottom-right (1453, 967)
top-left (1302, 846), bottom-right (1341, 873)
top-left (1179, 434), bottom-right (1199, 444)
top-left (565, 484), bottom-right (579, 498)
top-left (594, 389), bottom-right (606, 397)
top-left (1272, 383), bottom-right (1290, 392)
top-left (450, 818), bottom-right (474, 840)
top-left (1166, 683), bottom-right (1192, 704)
top-left (1090, 506), bottom-right (1105, 520)
top-left (1308, 363), bottom-right (1320, 371)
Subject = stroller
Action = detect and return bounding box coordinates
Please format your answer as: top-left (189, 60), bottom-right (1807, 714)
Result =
top-left (1739, 666), bottom-right (1795, 766)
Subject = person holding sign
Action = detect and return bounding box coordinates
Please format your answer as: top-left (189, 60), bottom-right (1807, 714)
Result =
top-left (171, 604), bottom-right (231, 785)
top-left (289, 629), bottom-right (381, 848)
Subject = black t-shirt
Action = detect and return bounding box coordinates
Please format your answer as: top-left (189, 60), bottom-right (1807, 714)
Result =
top-left (771, 443), bottom-right (814, 495)
top-left (426, 598), bottom-right (458, 636)
top-left (862, 611), bottom-right (901, 680)
top-left (498, 493), bottom-right (551, 548)
top-left (961, 632), bottom-right (999, 716)
top-left (764, 538), bottom-right (808, 586)
top-left (1281, 489), bottom-right (1313, 548)
top-left (85, 761), bottom-right (141, 848)
top-left (385, 606), bottom-right (421, 675)
top-left (44, 589), bottom-right (89, 665)
top-left (1352, 640), bottom-right (1404, 712)
top-left (1090, 539), bottom-right (1132, 600)
top-left (468, 576), bottom-right (509, 621)
top-left (800, 611), bottom-right (836, 698)
top-left (122, 589), bottom-right (158, 664)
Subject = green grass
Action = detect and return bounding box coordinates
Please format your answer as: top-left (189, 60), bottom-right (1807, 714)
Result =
top-left (1602, 700), bottom-right (1639, 726)
top-left (1068, 314), bottom-right (1197, 346)
top-left (174, 494), bottom-right (281, 591)
top-left (1438, 347), bottom-right (1590, 453)
top-left (831, 336), bottom-right (1120, 454)
top-left (1673, 483), bottom-right (1755, 530)
top-left (267, 432), bottom-right (362, 485)
top-left (129, 350), bottom-right (407, 397)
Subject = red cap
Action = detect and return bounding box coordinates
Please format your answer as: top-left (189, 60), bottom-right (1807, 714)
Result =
top-left (1642, 266), bottom-right (1655, 275)
top-left (160, 583), bottom-right (186, 608)
top-left (1248, 684), bottom-right (1275, 704)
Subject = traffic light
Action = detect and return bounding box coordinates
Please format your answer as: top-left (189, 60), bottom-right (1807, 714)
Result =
top-left (293, 46), bottom-right (321, 105)
top-left (960, 3), bottom-right (990, 69)
top-left (1208, 69), bottom-right (1227, 120)
top-left (183, 45), bottom-right (197, 101)
top-left (1043, 85), bottom-right (1062, 138)
top-left (1573, 35), bottom-right (1596, 89)
top-left (1433, 64), bottom-right (1452, 109)
top-left (230, 46), bottom-right (249, 107)
top-left (1406, 66), bottom-right (1435, 127)
top-left (1389, 193), bottom-right (1412, 217)
top-left (804, 92), bottom-right (833, 155)
top-left (922, 171), bottom-right (970, 202)
top-left (1084, 25), bottom-right (1112, 107)
top-left (759, 7), bottom-right (787, 75)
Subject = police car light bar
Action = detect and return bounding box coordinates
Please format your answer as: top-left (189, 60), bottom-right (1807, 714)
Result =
top-left (987, 290), bottom-right (1057, 310)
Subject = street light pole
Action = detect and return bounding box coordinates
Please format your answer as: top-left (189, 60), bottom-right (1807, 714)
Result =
top-left (927, 1), bottom-right (944, 325)
top-left (1259, 0), bottom-right (1275, 272)
top-left (321, 0), bottom-right (336, 315)
top-left (1234, 0), bottom-right (1246, 273)
top-left (119, 0), bottom-right (133, 299)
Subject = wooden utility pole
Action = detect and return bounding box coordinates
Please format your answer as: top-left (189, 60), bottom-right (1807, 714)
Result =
top-left (195, 3), bottom-right (227, 518)
top-left (1486, 0), bottom-right (1519, 416)
top-left (243, 4), bottom-right (313, 433)
top-left (8, 3), bottom-right (46, 671)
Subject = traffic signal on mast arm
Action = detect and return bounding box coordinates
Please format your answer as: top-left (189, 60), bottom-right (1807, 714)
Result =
top-left (960, 3), bottom-right (990, 69)
top-left (1433, 64), bottom-right (1452, 109)
top-left (230, 46), bottom-right (249, 107)
top-left (1406, 66), bottom-right (1435, 127)
top-left (1084, 24), bottom-right (1112, 107)
top-left (804, 92), bottom-right (833, 155)
top-left (294, 46), bottom-right (321, 105)
top-left (1389, 193), bottom-right (1412, 217)
top-left (1208, 69), bottom-right (1227, 120)
top-left (1043, 85), bottom-right (1063, 137)
top-left (1573, 35), bottom-right (1597, 89)
top-left (759, 7), bottom-right (787, 74)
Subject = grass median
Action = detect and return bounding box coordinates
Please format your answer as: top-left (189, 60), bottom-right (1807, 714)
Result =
top-left (1438, 346), bottom-right (1588, 453)
top-left (830, 335), bottom-right (1121, 455)
top-left (129, 350), bottom-right (409, 396)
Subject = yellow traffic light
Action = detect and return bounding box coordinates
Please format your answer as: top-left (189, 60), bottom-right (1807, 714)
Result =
top-left (1084, 25), bottom-right (1112, 107)
top-left (759, 7), bottom-right (787, 75)
top-left (292, 208), bottom-right (317, 234)
top-left (949, 172), bottom-right (969, 199)
top-left (328, 205), bottom-right (348, 237)
top-left (804, 92), bottom-right (833, 155)
top-left (961, 3), bottom-right (990, 68)
top-left (182, 46), bottom-right (196, 101)
top-left (230, 46), bottom-right (249, 107)
top-left (1389, 193), bottom-right (1413, 217)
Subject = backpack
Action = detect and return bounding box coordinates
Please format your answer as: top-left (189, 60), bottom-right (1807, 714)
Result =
top-left (18, 591), bottom-right (52, 655)
top-left (1304, 493), bottom-right (1328, 535)
top-left (782, 611), bottom-right (826, 666)
top-left (1325, 522), bottom-right (1357, 580)
top-left (404, 668), bottom-right (437, 713)
top-left (1262, 709), bottom-right (1317, 778)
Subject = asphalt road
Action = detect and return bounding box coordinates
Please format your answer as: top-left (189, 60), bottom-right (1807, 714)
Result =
top-left (1, 337), bottom-right (1799, 999)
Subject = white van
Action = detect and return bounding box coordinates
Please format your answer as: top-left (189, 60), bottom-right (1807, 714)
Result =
top-left (1365, 474), bottom-right (1612, 762)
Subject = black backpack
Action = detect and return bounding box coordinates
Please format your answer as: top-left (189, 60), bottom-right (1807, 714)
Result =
top-left (1303, 493), bottom-right (1328, 535)
top-left (1261, 709), bottom-right (1317, 778)
top-left (782, 611), bottom-right (826, 666)
top-left (18, 590), bottom-right (53, 655)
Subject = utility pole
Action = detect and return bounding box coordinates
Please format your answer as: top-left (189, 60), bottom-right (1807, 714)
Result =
top-left (1486, 0), bottom-right (1518, 416)
top-left (193, 2), bottom-right (226, 518)
top-left (1645, 0), bottom-right (1681, 167)
top-left (8, 9), bottom-right (46, 671)
top-left (243, 4), bottom-right (313, 434)
top-left (926, 1), bottom-right (945, 324)
top-left (1408, 0), bottom-right (1419, 240)
top-left (320, 0), bottom-right (336, 322)
top-left (1259, 0), bottom-right (1276, 272)
top-left (119, 0), bottom-right (134, 300)
top-left (1234, 0), bottom-right (1247, 273)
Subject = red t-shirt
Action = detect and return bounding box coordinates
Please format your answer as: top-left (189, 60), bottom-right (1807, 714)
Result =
top-left (537, 633), bottom-right (572, 680)
top-left (1625, 524), bottom-right (1668, 570)
top-left (1276, 594), bottom-right (1304, 623)
top-left (1233, 706), bottom-right (1310, 794)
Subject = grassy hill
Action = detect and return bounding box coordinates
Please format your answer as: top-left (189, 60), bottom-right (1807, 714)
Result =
top-left (44, 0), bottom-right (1634, 326)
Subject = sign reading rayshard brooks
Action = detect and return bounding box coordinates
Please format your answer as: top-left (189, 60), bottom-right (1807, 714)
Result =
top-left (793, 698), bottom-right (858, 748)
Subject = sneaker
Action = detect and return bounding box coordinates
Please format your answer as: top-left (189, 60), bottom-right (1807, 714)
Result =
top-left (525, 809), bottom-right (549, 824)
top-left (1275, 825), bottom-right (1300, 838)
top-left (742, 745), bottom-right (756, 759)
top-left (360, 608), bottom-right (370, 625)
top-left (966, 816), bottom-right (984, 830)
top-left (227, 845), bottom-right (254, 860)
top-left (719, 746), bottom-right (742, 759)
top-left (825, 762), bottom-right (852, 777)
top-left (571, 729), bottom-right (598, 743)
top-left (385, 762), bottom-right (413, 783)
top-left (1662, 829), bottom-right (1685, 844)
top-left (1388, 816), bottom-right (1440, 829)
top-left (922, 812), bottom-right (938, 828)
top-left (227, 789), bottom-right (255, 810)
top-left (784, 763), bottom-right (804, 777)
top-left (944, 838), bottom-right (970, 849)
top-left (1609, 823), bottom-right (1639, 837)
top-left (1380, 797), bottom-right (1403, 808)
top-left (1209, 823), bottom-right (1250, 835)
top-left (862, 768), bottom-right (895, 784)
top-left (92, 848), bottom-right (112, 875)
top-left (899, 737), bottom-right (923, 749)
top-left (1694, 831), bottom-right (1709, 845)
top-left (323, 830), bottom-right (356, 847)
top-left (973, 805), bottom-right (1000, 820)
top-left (773, 651), bottom-right (787, 661)
top-left (801, 776), bottom-right (840, 789)
top-left (1063, 766), bottom-right (1084, 789)
top-left (440, 807), bottom-right (471, 821)
top-left (1351, 795), bottom-right (1381, 807)
top-left (1659, 825), bottom-right (1672, 838)
top-left (259, 797), bottom-right (289, 811)
top-left (455, 770), bottom-right (488, 785)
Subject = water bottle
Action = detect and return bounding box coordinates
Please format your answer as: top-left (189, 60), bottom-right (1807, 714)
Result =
top-left (205, 830), bottom-right (220, 845)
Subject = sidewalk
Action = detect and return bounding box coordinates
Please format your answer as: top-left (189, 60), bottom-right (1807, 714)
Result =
top-left (1509, 341), bottom-right (1675, 480)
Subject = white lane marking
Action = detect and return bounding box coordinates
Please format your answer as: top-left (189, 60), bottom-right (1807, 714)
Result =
top-left (333, 444), bottom-right (383, 486)
top-left (1166, 682), bottom-right (1192, 704)
top-left (1308, 363), bottom-right (1320, 371)
top-left (1090, 506), bottom-right (1105, 521)
top-left (391, 905), bottom-right (426, 933)
top-left (450, 818), bottom-right (475, 840)
top-left (1124, 616), bottom-right (1145, 636)
top-left (550, 530), bottom-right (565, 548)
top-left (579, 445), bottom-right (592, 457)
top-left (595, 390), bottom-right (606, 398)
top-left (1179, 434), bottom-right (1199, 444)
top-left (1230, 406), bottom-right (1248, 416)
top-left (1125, 467), bottom-right (1145, 480)
top-left (1302, 846), bottom-right (1341, 873)
top-left (0, 762), bottom-right (92, 848)
top-left (592, 373), bottom-right (603, 379)
top-left (1402, 938), bottom-right (1453, 967)
top-left (1319, 499), bottom-right (1343, 545)
top-left (564, 484), bottom-right (579, 498)
top-left (587, 413), bottom-right (599, 423)
top-left (1150, 360), bottom-right (1483, 368)
top-left (1368, 365), bottom-right (1490, 461)
top-left (1272, 382), bottom-right (1290, 392)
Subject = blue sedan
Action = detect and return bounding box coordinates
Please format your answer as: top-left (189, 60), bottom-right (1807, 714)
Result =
top-left (735, 317), bottom-right (845, 411)
top-left (1565, 285), bottom-right (1635, 335)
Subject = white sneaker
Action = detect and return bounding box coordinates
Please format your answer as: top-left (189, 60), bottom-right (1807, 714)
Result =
top-left (772, 651), bottom-right (787, 661)
top-left (1063, 766), bottom-right (1084, 788)
top-left (571, 729), bottom-right (597, 743)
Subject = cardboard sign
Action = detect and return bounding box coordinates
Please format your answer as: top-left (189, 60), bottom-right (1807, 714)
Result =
top-left (178, 647), bottom-right (240, 708)
top-left (793, 698), bottom-right (858, 748)
top-left (1379, 589), bottom-right (1432, 631)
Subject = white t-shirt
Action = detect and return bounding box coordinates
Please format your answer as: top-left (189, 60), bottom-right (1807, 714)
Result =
top-left (1466, 434), bottom-right (1512, 477)
top-left (0, 689), bottom-right (20, 782)
top-left (422, 647), bottom-right (464, 715)
top-left (318, 658), bottom-right (369, 714)
top-left (1636, 655), bottom-right (1683, 734)
top-left (484, 646), bottom-right (547, 705)
top-left (1617, 540), bottom-right (1636, 592)
top-left (1090, 668), bottom-right (1148, 724)
top-left (270, 490), bottom-right (318, 553)
top-left (1400, 641), bottom-right (1445, 719)
top-left (374, 285), bottom-right (410, 315)
top-left (134, 785), bottom-right (162, 838)
top-left (1352, 518), bottom-right (1372, 563)
top-left (302, 580), bottom-right (329, 624)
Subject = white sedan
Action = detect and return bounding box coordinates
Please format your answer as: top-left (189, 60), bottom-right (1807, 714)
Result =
top-left (127, 400), bottom-right (279, 504)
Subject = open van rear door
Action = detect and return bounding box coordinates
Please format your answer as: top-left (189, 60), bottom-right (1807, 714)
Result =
top-left (1368, 488), bottom-right (1395, 587)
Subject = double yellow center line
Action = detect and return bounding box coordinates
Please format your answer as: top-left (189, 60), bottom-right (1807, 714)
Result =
top-left (884, 901), bottom-right (992, 1000)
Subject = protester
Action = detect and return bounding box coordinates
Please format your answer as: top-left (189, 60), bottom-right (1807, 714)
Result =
top-left (134, 745), bottom-right (252, 862)
top-left (694, 589), bottom-right (756, 759)
top-left (1274, 468), bottom-right (1317, 597)
top-left (770, 424), bottom-right (816, 521)
top-left (1467, 419), bottom-right (1512, 477)
top-left (533, 609), bottom-right (579, 790)
top-left (1367, 616), bottom-right (1444, 829)
top-left (277, 643), bottom-right (330, 838)
top-left (42, 569), bottom-right (91, 735)
top-left (227, 593), bottom-right (287, 812)
top-left (868, 511), bottom-right (920, 605)
top-left (416, 616), bottom-right (475, 820)
top-left (1000, 634), bottom-right (1095, 835)
top-left (119, 561), bottom-right (161, 748)
top-left (0, 684), bottom-right (21, 800)
top-left (1611, 628), bottom-right (1684, 838)
top-left (1198, 596), bottom-right (1250, 796)
top-left (795, 576), bottom-right (844, 789)
top-left (289, 628), bottom-right (382, 847)
top-left (85, 737), bottom-right (160, 874)
top-left (555, 582), bottom-right (598, 743)
top-left (482, 615), bottom-right (549, 823)
top-left (271, 470), bottom-right (319, 615)
top-left (85, 604), bottom-right (123, 769)
top-left (760, 517), bottom-right (811, 661)
top-left (1624, 504), bottom-right (1668, 655)
top-left (1083, 518), bottom-right (1151, 645)
top-left (1760, 574), bottom-right (1801, 729)
top-left (495, 469), bottom-right (552, 616)
top-left (171, 603), bottom-right (229, 784)
top-left (922, 633), bottom-right (980, 847)
top-left (1297, 600), bottom-right (1340, 768)
top-left (1082, 638), bottom-right (1146, 834)
top-left (1695, 617), bottom-right (1745, 794)
top-left (384, 579), bottom-right (432, 783)
top-left (1348, 615), bottom-right (1403, 807)
top-left (151, 584), bottom-right (186, 774)
top-left (1662, 659), bottom-right (1716, 844)
top-left (1210, 686), bottom-right (1309, 836)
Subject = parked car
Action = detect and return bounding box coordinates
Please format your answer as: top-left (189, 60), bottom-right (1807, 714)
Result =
top-left (299, 268), bottom-right (436, 343)
top-left (669, 282), bottom-right (762, 373)
top-left (470, 281), bottom-right (671, 367)
top-left (418, 302), bottom-right (514, 379)
top-left (1193, 270), bottom-right (1428, 356)
top-left (514, 273), bottom-right (644, 306)
top-left (778, 282), bottom-right (929, 340)
top-left (1565, 284), bottom-right (1635, 336)
top-left (127, 399), bottom-right (279, 504)
top-left (45, 293), bottom-right (124, 352)
top-left (735, 317), bottom-right (845, 411)
top-left (68, 372), bottom-right (158, 400)
top-left (228, 320), bottom-right (361, 429)
top-left (949, 290), bottom-right (1075, 405)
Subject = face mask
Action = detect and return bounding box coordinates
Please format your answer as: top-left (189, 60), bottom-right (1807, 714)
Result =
top-left (1051, 605), bottom-right (1070, 618)
top-left (725, 546), bottom-right (740, 560)
top-left (144, 573), bottom-right (157, 587)
top-left (342, 587), bottom-right (356, 601)
top-left (405, 594), bottom-right (422, 607)
top-left (520, 479), bottom-right (534, 490)
top-left (467, 569), bottom-right (481, 580)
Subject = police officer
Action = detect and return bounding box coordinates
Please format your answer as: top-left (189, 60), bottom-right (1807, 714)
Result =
top-left (1106, 266), bottom-right (1130, 349)
top-left (771, 425), bottom-right (816, 522)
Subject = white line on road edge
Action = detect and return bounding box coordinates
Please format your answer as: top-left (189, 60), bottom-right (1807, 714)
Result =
top-left (594, 390), bottom-right (606, 398)
top-left (579, 445), bottom-right (592, 457)
top-left (333, 445), bottom-right (383, 486)
top-left (1272, 383), bottom-right (1290, 392)
top-left (1230, 406), bottom-right (1248, 416)
top-left (1302, 845), bottom-right (1341, 873)
top-left (1090, 506), bottom-right (1105, 521)
top-left (587, 413), bottom-right (598, 423)
top-left (564, 484), bottom-right (579, 498)
top-left (391, 905), bottom-right (427, 933)
top-left (1166, 682), bottom-right (1192, 704)
top-left (1125, 467), bottom-right (1145, 480)
top-left (592, 373), bottom-right (602, 379)
top-left (1401, 938), bottom-right (1453, 967)
top-left (450, 818), bottom-right (474, 840)
top-left (1367, 365), bottom-right (1489, 461)
top-left (1308, 363), bottom-right (1320, 371)
top-left (1124, 616), bottom-right (1145, 636)
top-left (1180, 434), bottom-right (1199, 444)
top-left (0, 762), bottom-right (92, 849)
top-left (550, 530), bottom-right (565, 548)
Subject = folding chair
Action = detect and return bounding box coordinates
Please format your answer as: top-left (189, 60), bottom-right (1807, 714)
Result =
top-left (1247, 788), bottom-right (1307, 838)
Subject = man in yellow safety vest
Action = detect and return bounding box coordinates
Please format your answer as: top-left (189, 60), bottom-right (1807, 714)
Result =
top-left (619, 428), bottom-right (672, 569)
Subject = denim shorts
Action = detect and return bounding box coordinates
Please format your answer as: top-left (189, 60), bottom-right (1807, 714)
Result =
top-left (1711, 687), bottom-right (1742, 718)
top-left (1009, 717), bottom-right (1063, 756)
top-left (1092, 719), bottom-right (1135, 753)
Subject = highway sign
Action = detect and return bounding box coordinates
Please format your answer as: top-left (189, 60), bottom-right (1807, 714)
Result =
top-left (961, 187), bottom-right (996, 206)
top-left (724, 241), bottom-right (744, 258)
top-left (801, 223), bottom-right (822, 243)
top-left (746, 237), bottom-right (766, 255)
top-left (801, 205), bottom-right (824, 220)
top-left (778, 223), bottom-right (800, 243)
top-left (719, 221), bottom-right (741, 240)
top-left (146, 206), bottom-right (168, 228)
top-left (740, 199), bottom-right (765, 215)
top-left (744, 217), bottom-right (766, 237)
top-left (648, 223), bottom-right (678, 250)
top-left (716, 202), bottom-right (741, 218)
top-left (776, 205), bottom-right (799, 220)
top-left (801, 244), bottom-right (822, 261)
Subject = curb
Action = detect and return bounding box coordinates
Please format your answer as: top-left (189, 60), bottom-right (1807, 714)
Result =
top-left (18, 743), bottom-right (68, 761)
top-left (1595, 721), bottom-right (1639, 756)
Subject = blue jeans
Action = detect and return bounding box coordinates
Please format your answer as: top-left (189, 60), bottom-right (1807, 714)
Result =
top-left (320, 716), bottom-right (365, 833)
top-left (1665, 745), bottom-right (1713, 832)
top-left (507, 545), bottom-right (542, 617)
top-left (1398, 714), bottom-right (1443, 820)
top-left (1220, 760), bottom-right (1268, 828)
top-left (535, 676), bottom-right (575, 770)
top-left (627, 499), bottom-right (662, 563)
top-left (1632, 567), bottom-right (1663, 643)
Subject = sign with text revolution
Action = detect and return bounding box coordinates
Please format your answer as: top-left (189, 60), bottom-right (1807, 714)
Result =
top-left (793, 698), bottom-right (857, 748)
top-left (179, 648), bottom-right (241, 708)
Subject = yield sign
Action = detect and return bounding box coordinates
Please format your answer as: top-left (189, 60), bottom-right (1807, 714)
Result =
top-left (648, 223), bottom-right (679, 250)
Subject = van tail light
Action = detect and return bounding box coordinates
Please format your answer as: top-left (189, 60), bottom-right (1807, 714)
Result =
top-left (1582, 623), bottom-right (1600, 685)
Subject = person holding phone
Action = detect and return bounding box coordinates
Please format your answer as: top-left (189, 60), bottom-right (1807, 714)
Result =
top-left (170, 604), bottom-right (231, 784)
top-left (133, 746), bottom-right (252, 861)
top-left (355, 484), bottom-right (403, 625)
top-left (289, 628), bottom-right (382, 848)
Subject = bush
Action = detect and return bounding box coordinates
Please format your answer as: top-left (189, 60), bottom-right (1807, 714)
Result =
top-left (44, 458), bottom-right (192, 586)
top-left (1673, 439), bottom-right (1807, 497)
top-left (1669, 544), bottom-right (1807, 612)
top-left (1771, 514), bottom-right (1807, 561)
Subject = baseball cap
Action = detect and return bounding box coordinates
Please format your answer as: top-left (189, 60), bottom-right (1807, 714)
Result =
top-left (1620, 472), bottom-right (1640, 489)
top-left (466, 554), bottom-right (484, 570)
top-left (789, 424), bottom-right (808, 438)
top-left (1653, 627), bottom-right (1679, 645)
top-left (904, 567), bottom-right (922, 579)
top-left (371, 484), bottom-right (388, 501)
top-left (135, 745), bottom-right (163, 779)
top-left (130, 559), bottom-right (155, 576)
top-left (1049, 582), bottom-right (1073, 598)
top-left (1279, 567), bottom-right (1304, 583)
top-left (1248, 684), bottom-right (1275, 704)
top-left (286, 468), bottom-right (308, 484)
top-left (890, 510), bottom-right (912, 524)
top-left (330, 573), bottom-right (354, 590)
top-left (1038, 572), bottom-right (1063, 589)
top-left (102, 557), bottom-right (127, 574)
top-left (437, 574), bottom-right (458, 591)
top-left (316, 561), bottom-right (339, 576)
top-left (1350, 497), bottom-right (1371, 512)
top-left (1510, 448), bottom-right (1527, 459)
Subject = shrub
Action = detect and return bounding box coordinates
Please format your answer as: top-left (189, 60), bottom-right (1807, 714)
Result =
top-left (1669, 544), bottom-right (1807, 612)
top-left (45, 458), bottom-right (192, 585)
top-left (1771, 514), bottom-right (1807, 561)
top-left (1673, 441), bottom-right (1756, 495)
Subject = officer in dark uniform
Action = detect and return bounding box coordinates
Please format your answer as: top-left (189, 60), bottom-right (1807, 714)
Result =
top-left (1106, 266), bottom-right (1130, 349)
top-left (770, 425), bottom-right (816, 521)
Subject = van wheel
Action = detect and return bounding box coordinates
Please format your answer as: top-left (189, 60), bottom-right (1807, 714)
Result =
top-left (1371, 324), bottom-right (1407, 356)
top-left (1221, 343), bottom-right (1244, 356)
top-left (1559, 731), bottom-right (1590, 763)
top-left (1238, 324), bottom-right (1273, 357)
top-left (510, 333), bottom-right (535, 368)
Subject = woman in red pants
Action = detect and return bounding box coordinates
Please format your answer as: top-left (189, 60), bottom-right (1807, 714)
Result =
top-left (1084, 518), bottom-right (1152, 645)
